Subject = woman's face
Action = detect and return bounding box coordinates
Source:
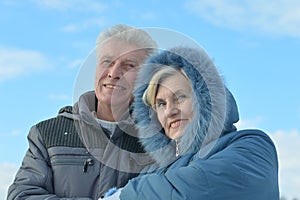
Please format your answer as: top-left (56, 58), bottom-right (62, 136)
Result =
top-left (155, 73), bottom-right (193, 139)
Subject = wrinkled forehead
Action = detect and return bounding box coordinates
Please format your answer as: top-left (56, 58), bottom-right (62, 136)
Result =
top-left (97, 39), bottom-right (148, 62)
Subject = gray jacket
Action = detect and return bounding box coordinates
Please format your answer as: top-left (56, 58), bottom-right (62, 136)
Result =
top-left (7, 91), bottom-right (153, 200)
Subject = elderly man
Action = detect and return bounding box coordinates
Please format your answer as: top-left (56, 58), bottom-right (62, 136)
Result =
top-left (7, 24), bottom-right (158, 200)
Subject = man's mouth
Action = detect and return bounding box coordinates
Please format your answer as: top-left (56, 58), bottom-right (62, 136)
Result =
top-left (104, 84), bottom-right (125, 90)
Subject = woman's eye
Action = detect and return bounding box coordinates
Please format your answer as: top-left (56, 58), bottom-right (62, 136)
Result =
top-left (155, 101), bottom-right (166, 110)
top-left (176, 94), bottom-right (187, 102)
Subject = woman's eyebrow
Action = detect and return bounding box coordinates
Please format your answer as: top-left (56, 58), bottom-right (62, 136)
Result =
top-left (155, 97), bottom-right (164, 102)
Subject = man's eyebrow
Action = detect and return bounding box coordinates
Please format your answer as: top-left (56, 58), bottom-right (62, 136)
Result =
top-left (99, 55), bottom-right (139, 61)
top-left (123, 57), bottom-right (139, 62)
top-left (99, 55), bottom-right (113, 60)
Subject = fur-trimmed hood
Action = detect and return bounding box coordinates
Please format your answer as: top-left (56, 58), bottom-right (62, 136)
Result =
top-left (133, 46), bottom-right (239, 166)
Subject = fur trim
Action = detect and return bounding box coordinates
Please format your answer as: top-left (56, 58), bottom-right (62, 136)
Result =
top-left (133, 46), bottom-right (239, 165)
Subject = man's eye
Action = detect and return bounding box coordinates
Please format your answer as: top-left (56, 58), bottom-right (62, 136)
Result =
top-left (124, 63), bottom-right (138, 71)
top-left (100, 60), bottom-right (111, 67)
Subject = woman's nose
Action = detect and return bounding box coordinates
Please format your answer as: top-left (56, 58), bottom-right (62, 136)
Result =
top-left (165, 102), bottom-right (180, 117)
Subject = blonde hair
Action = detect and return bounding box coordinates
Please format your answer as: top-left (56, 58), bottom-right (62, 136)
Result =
top-left (143, 66), bottom-right (191, 109)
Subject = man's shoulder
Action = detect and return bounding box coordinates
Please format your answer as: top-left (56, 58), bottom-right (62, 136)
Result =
top-left (36, 105), bottom-right (74, 127)
top-left (35, 106), bottom-right (84, 148)
top-left (58, 105), bottom-right (73, 114)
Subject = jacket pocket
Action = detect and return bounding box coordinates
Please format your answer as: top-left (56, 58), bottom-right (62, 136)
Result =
top-left (51, 155), bottom-right (86, 166)
top-left (48, 148), bottom-right (100, 197)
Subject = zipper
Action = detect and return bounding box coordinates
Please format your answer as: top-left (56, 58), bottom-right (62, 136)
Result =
top-left (50, 155), bottom-right (94, 173)
top-left (51, 157), bottom-right (85, 166)
top-left (175, 139), bottom-right (179, 157)
top-left (83, 158), bottom-right (94, 173)
top-left (162, 140), bottom-right (180, 174)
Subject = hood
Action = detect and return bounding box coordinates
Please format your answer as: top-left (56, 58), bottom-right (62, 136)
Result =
top-left (133, 46), bottom-right (239, 165)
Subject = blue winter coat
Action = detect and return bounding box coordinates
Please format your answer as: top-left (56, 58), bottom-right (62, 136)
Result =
top-left (120, 47), bottom-right (279, 200)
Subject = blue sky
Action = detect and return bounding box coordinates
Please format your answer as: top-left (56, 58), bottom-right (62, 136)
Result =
top-left (1, 0), bottom-right (300, 199)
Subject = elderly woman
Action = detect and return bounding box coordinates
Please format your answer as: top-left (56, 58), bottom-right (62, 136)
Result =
top-left (104, 46), bottom-right (279, 200)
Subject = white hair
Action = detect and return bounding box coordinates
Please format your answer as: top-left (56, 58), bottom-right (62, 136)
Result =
top-left (96, 24), bottom-right (158, 58)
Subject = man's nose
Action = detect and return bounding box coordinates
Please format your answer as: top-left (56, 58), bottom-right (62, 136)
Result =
top-left (107, 60), bottom-right (123, 78)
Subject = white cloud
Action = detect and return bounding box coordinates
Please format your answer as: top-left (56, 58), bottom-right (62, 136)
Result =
top-left (32, 0), bottom-right (107, 12)
top-left (270, 130), bottom-right (300, 199)
top-left (0, 1), bottom-right (18, 6)
top-left (68, 59), bottom-right (83, 69)
top-left (62, 18), bottom-right (106, 32)
top-left (32, 0), bottom-right (108, 32)
top-left (48, 93), bottom-right (70, 101)
top-left (185, 0), bottom-right (300, 38)
top-left (62, 24), bottom-right (78, 32)
top-left (140, 12), bottom-right (159, 21)
top-left (235, 116), bottom-right (264, 129)
top-left (9, 129), bottom-right (23, 136)
top-left (0, 162), bottom-right (18, 199)
top-left (0, 47), bottom-right (50, 82)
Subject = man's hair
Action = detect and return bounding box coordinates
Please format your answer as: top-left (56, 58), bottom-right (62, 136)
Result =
top-left (96, 24), bottom-right (158, 57)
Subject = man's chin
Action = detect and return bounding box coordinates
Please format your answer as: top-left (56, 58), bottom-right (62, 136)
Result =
top-left (109, 97), bottom-right (131, 107)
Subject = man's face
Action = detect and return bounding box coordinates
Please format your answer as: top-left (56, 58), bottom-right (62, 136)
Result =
top-left (95, 39), bottom-right (148, 109)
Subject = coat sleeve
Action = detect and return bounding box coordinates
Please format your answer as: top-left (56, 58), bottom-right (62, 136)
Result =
top-left (6, 126), bottom-right (91, 200)
top-left (120, 130), bottom-right (279, 200)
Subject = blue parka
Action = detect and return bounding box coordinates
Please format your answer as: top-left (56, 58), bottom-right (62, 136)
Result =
top-left (120, 47), bottom-right (280, 200)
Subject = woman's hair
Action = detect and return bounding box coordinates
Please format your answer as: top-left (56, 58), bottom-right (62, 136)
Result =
top-left (142, 65), bottom-right (191, 109)
top-left (96, 24), bottom-right (158, 57)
